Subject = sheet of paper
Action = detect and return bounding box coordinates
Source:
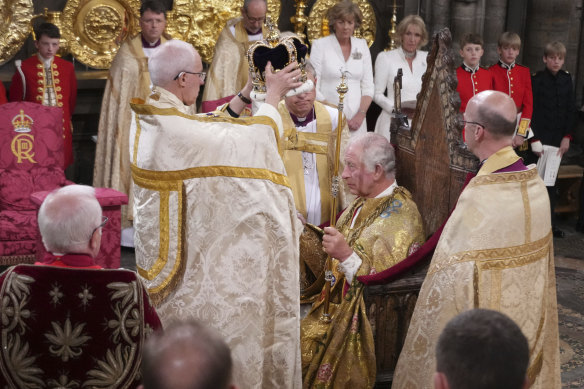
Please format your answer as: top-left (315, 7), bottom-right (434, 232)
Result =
top-left (536, 145), bottom-right (562, 186)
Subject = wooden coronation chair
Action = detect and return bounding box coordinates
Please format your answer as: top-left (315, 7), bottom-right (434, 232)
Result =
top-left (360, 28), bottom-right (478, 387)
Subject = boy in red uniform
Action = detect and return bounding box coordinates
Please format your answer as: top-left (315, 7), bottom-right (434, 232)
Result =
top-left (9, 22), bottom-right (77, 169)
top-left (456, 33), bottom-right (492, 112)
top-left (489, 32), bottom-right (532, 151)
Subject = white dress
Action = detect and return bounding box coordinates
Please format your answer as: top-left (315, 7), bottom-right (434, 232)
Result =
top-left (373, 48), bottom-right (427, 141)
top-left (310, 34), bottom-right (374, 136)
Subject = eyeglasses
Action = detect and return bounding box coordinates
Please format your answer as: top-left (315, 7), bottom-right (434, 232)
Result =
top-left (461, 120), bottom-right (485, 129)
top-left (90, 216), bottom-right (108, 239)
top-left (173, 71), bottom-right (206, 81)
top-left (244, 11), bottom-right (265, 23)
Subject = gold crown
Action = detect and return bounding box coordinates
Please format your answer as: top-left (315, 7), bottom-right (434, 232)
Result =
top-left (12, 110), bottom-right (34, 133)
top-left (247, 17), bottom-right (308, 95)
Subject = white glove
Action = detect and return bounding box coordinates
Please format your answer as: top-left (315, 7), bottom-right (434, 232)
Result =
top-left (530, 140), bottom-right (543, 154)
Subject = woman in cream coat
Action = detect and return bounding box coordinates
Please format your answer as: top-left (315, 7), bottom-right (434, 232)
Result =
top-left (310, 0), bottom-right (374, 136)
top-left (373, 15), bottom-right (428, 141)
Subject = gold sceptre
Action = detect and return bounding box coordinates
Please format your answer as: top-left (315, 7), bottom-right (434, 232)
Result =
top-left (320, 70), bottom-right (349, 324)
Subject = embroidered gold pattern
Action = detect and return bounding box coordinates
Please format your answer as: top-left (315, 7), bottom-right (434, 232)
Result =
top-left (428, 232), bottom-right (552, 275)
top-left (45, 318), bottom-right (92, 362)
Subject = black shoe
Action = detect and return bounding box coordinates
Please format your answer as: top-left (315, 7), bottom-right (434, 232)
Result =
top-left (552, 226), bottom-right (565, 238)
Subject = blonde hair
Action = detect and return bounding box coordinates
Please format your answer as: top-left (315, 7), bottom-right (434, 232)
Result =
top-left (395, 15), bottom-right (428, 48)
top-left (327, 0), bottom-right (362, 32)
top-left (498, 32), bottom-right (521, 49)
top-left (544, 41), bottom-right (566, 58)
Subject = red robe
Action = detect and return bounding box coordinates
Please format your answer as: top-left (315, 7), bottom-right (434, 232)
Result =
top-left (456, 64), bottom-right (493, 112)
top-left (489, 60), bottom-right (533, 136)
top-left (0, 82), bottom-right (6, 104)
top-left (9, 55), bottom-right (77, 167)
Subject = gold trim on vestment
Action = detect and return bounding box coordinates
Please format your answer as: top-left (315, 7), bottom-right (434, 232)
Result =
top-left (527, 350), bottom-right (544, 384)
top-left (429, 232), bottom-right (552, 275)
top-left (134, 177), bottom-right (186, 306)
top-left (283, 129), bottom-right (330, 154)
top-left (470, 167), bottom-right (538, 187)
top-left (131, 164), bottom-right (290, 189)
top-left (132, 110), bottom-right (141, 165)
top-left (477, 146), bottom-right (521, 176)
top-left (521, 180), bottom-right (532, 243)
top-left (130, 101), bottom-right (277, 127)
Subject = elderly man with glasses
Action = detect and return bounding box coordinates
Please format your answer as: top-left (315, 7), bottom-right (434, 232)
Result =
top-left (130, 39), bottom-right (304, 388)
top-left (35, 185), bottom-right (107, 268)
top-left (202, 0), bottom-right (267, 104)
top-left (0, 184), bottom-right (163, 387)
top-left (393, 90), bottom-right (561, 389)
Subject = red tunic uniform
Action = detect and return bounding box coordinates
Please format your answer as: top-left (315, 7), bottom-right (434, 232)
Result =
top-left (456, 64), bottom-right (493, 112)
top-left (9, 55), bottom-right (77, 168)
top-left (489, 60), bottom-right (533, 137)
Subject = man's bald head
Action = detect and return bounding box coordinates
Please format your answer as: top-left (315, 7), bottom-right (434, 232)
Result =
top-left (141, 320), bottom-right (234, 389)
top-left (467, 90), bottom-right (518, 139)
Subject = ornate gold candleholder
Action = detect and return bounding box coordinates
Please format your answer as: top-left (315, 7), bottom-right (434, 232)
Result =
top-left (290, 0), bottom-right (308, 41)
top-left (385, 0), bottom-right (399, 51)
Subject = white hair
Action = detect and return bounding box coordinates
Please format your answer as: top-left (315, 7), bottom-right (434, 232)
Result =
top-left (149, 40), bottom-right (199, 87)
top-left (38, 185), bottom-right (102, 253)
top-left (350, 133), bottom-right (396, 179)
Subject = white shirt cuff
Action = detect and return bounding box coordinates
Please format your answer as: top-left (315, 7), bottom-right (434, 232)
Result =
top-left (338, 251), bottom-right (362, 285)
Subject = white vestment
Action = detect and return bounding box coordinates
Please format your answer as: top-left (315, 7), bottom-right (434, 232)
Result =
top-left (130, 88), bottom-right (302, 388)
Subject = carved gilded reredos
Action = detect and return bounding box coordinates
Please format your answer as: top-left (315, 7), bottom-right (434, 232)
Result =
top-left (306, 0), bottom-right (375, 47)
top-left (61, 0), bottom-right (141, 69)
top-left (59, 0), bottom-right (281, 68)
top-left (168, 0), bottom-right (281, 64)
top-left (0, 0), bottom-right (33, 66)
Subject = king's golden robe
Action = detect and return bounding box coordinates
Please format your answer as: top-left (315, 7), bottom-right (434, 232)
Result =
top-left (129, 90), bottom-right (301, 388)
top-left (202, 18), bottom-right (265, 102)
top-left (301, 187), bottom-right (425, 388)
top-left (393, 147), bottom-right (561, 389)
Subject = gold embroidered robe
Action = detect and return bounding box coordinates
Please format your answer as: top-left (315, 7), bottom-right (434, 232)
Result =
top-left (392, 147), bottom-right (561, 389)
top-left (202, 18), bottom-right (265, 102)
top-left (93, 34), bottom-right (168, 226)
top-left (301, 187), bottom-right (425, 388)
top-left (129, 92), bottom-right (302, 389)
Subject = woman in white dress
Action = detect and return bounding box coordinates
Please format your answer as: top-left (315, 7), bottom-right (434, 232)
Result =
top-left (373, 15), bottom-right (428, 141)
top-left (310, 0), bottom-right (374, 136)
